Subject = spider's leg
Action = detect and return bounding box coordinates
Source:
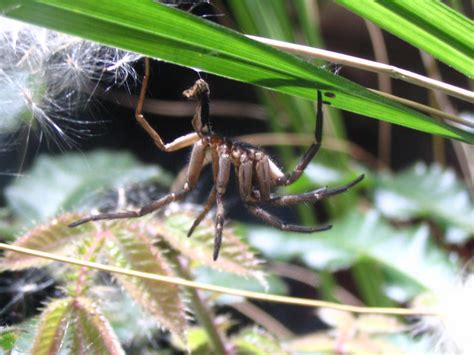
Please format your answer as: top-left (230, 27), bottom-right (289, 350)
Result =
top-left (136, 58), bottom-right (199, 151)
top-left (237, 155), bottom-right (254, 202)
top-left (267, 174), bottom-right (364, 206)
top-left (187, 186), bottom-right (217, 238)
top-left (246, 205), bottom-right (332, 233)
top-left (188, 150), bottom-right (219, 237)
top-left (213, 149), bottom-right (231, 260)
top-left (275, 91), bottom-right (323, 186)
top-left (68, 190), bottom-right (188, 227)
top-left (183, 78), bottom-right (210, 136)
top-left (255, 154), bottom-right (272, 200)
top-left (69, 140), bottom-right (208, 228)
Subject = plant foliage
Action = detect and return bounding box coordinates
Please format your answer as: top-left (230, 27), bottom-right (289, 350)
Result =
top-left (0, 0), bottom-right (472, 142)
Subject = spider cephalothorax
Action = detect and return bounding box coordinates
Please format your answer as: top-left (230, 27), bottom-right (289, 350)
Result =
top-left (70, 58), bottom-right (364, 260)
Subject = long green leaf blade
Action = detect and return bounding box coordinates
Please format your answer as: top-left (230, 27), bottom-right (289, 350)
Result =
top-left (336, 0), bottom-right (474, 77)
top-left (1, 0), bottom-right (472, 143)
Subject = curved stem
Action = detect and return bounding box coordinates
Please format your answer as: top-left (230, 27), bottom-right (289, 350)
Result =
top-left (0, 242), bottom-right (440, 317)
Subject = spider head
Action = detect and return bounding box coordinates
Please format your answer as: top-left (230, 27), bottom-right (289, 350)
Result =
top-left (183, 79), bottom-right (210, 101)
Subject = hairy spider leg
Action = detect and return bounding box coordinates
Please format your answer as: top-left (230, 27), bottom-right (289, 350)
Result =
top-left (68, 140), bottom-right (208, 227)
top-left (245, 205), bottom-right (332, 233)
top-left (213, 146), bottom-right (232, 260)
top-left (275, 90), bottom-right (324, 186)
top-left (266, 174), bottom-right (365, 206)
top-left (187, 150), bottom-right (219, 238)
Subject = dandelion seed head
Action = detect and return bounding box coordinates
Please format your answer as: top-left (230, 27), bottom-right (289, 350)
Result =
top-left (413, 269), bottom-right (474, 354)
top-left (0, 17), bottom-right (142, 153)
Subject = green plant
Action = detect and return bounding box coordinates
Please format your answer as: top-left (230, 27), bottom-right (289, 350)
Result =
top-left (0, 0), bottom-right (472, 353)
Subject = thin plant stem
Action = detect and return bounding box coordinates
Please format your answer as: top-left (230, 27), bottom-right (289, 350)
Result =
top-left (365, 20), bottom-right (392, 168)
top-left (420, 51), bottom-right (474, 191)
top-left (248, 35), bottom-right (474, 104)
top-left (0, 242), bottom-right (440, 317)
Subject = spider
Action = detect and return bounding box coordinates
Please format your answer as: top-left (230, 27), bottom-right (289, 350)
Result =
top-left (69, 58), bottom-right (364, 260)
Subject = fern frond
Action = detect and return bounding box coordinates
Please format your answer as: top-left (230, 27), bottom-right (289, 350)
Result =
top-left (30, 298), bottom-right (72, 355)
top-left (105, 222), bottom-right (187, 337)
top-left (1, 214), bottom-right (95, 270)
top-left (70, 297), bottom-right (125, 355)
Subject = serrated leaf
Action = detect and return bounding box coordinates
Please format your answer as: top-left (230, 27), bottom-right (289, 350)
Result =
top-left (104, 221), bottom-right (187, 337)
top-left (232, 327), bottom-right (289, 354)
top-left (248, 210), bottom-right (457, 294)
top-left (375, 163), bottom-right (474, 243)
top-left (0, 214), bottom-right (95, 270)
top-left (1, 0), bottom-right (472, 143)
top-left (151, 208), bottom-right (265, 281)
top-left (30, 298), bottom-right (72, 355)
top-left (70, 297), bottom-right (125, 355)
top-left (5, 150), bottom-right (172, 223)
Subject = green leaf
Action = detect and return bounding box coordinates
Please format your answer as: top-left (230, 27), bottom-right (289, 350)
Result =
top-left (336, 0), bottom-right (474, 77)
top-left (5, 150), bottom-right (171, 223)
top-left (30, 298), bottom-right (72, 355)
top-left (70, 297), bottom-right (125, 355)
top-left (104, 220), bottom-right (187, 337)
top-left (1, 0), bottom-right (471, 142)
top-left (0, 214), bottom-right (95, 270)
top-left (248, 210), bottom-right (457, 293)
top-left (375, 163), bottom-right (474, 243)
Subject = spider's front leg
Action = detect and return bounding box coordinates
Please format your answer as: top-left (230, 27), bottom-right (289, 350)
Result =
top-left (135, 57), bottom-right (201, 152)
top-left (68, 140), bottom-right (208, 227)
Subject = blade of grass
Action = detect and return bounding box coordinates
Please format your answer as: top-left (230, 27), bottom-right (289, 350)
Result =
top-left (0, 0), bottom-right (472, 142)
top-left (336, 0), bottom-right (474, 77)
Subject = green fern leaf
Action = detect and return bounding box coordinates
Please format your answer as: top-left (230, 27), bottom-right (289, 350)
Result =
top-left (70, 297), bottom-right (125, 355)
top-left (30, 298), bottom-right (72, 355)
top-left (0, 214), bottom-right (95, 270)
top-left (105, 222), bottom-right (187, 337)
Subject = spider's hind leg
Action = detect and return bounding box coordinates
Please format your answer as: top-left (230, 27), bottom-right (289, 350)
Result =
top-left (246, 204), bottom-right (332, 233)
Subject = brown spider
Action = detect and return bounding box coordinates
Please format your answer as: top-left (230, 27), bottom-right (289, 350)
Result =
top-left (70, 58), bottom-right (364, 260)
